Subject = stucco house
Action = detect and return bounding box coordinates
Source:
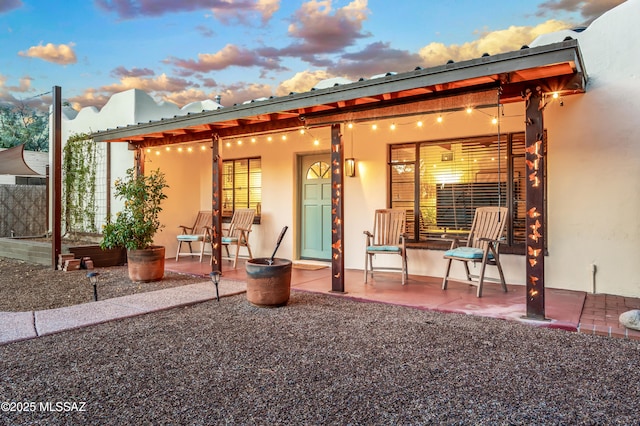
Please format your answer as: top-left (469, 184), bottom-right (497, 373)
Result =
top-left (59, 1), bottom-right (639, 313)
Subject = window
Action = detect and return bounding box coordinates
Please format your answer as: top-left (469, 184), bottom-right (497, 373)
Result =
top-left (390, 132), bottom-right (542, 251)
top-left (222, 157), bottom-right (261, 220)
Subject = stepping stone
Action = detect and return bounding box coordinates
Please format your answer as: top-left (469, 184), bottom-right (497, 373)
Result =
top-left (619, 310), bottom-right (640, 331)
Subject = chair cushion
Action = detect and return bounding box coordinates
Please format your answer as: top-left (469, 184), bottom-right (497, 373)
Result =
top-left (177, 235), bottom-right (203, 242)
top-left (367, 245), bottom-right (401, 253)
top-left (444, 247), bottom-right (493, 260)
top-left (221, 237), bottom-right (238, 243)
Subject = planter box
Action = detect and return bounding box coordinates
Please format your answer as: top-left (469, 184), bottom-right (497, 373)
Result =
top-left (68, 245), bottom-right (126, 267)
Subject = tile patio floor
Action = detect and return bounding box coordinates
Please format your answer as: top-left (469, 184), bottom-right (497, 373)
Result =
top-left (165, 257), bottom-right (640, 341)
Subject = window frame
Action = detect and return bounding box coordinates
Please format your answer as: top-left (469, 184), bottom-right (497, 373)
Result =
top-left (221, 156), bottom-right (262, 224)
top-left (388, 132), bottom-right (546, 255)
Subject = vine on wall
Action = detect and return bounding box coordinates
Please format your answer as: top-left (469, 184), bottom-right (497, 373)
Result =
top-left (62, 132), bottom-right (98, 236)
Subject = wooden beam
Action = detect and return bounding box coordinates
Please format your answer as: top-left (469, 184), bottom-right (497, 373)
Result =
top-left (305, 89), bottom-right (499, 127)
top-left (330, 123), bottom-right (345, 293)
top-left (211, 135), bottom-right (223, 273)
top-left (51, 86), bottom-right (62, 270)
top-left (523, 86), bottom-right (546, 320)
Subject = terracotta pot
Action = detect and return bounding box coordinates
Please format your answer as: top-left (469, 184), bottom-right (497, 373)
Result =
top-left (246, 258), bottom-right (292, 307)
top-left (127, 246), bottom-right (165, 283)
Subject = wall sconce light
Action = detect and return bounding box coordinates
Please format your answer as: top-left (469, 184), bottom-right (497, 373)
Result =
top-left (345, 158), bottom-right (356, 177)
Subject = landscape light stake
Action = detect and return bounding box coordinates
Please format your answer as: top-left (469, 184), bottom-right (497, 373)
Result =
top-left (210, 271), bottom-right (221, 302)
top-left (87, 272), bottom-right (99, 301)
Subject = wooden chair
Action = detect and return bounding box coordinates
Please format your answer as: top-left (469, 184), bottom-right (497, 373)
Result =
top-left (217, 208), bottom-right (255, 268)
top-left (175, 211), bottom-right (212, 262)
top-left (364, 209), bottom-right (408, 285)
top-left (442, 206), bottom-right (508, 297)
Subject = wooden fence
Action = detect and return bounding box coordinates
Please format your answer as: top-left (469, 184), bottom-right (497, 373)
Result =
top-left (0, 185), bottom-right (47, 237)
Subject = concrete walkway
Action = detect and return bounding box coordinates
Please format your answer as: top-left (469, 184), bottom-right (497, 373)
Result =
top-left (0, 279), bottom-right (246, 345)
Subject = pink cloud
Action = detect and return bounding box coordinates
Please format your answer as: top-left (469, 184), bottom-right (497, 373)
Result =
top-left (536, 0), bottom-right (625, 23)
top-left (18, 43), bottom-right (77, 65)
top-left (332, 41), bottom-right (421, 80)
top-left (110, 66), bottom-right (155, 78)
top-left (0, 0), bottom-right (22, 14)
top-left (95, 0), bottom-right (278, 23)
top-left (284, 0), bottom-right (370, 55)
top-left (168, 44), bottom-right (287, 73)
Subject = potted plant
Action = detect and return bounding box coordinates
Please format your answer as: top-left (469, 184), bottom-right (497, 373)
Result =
top-left (101, 167), bottom-right (169, 282)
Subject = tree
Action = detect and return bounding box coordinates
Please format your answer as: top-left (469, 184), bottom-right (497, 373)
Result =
top-left (0, 103), bottom-right (49, 152)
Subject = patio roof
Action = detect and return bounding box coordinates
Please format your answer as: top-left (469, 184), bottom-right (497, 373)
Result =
top-left (92, 39), bottom-right (586, 146)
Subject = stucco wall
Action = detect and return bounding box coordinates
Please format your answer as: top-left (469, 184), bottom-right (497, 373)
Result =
top-left (61, 0), bottom-right (640, 297)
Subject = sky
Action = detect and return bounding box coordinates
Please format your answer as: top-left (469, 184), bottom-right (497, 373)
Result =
top-left (0, 0), bottom-right (626, 113)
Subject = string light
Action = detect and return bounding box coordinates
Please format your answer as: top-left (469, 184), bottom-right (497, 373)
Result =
top-left (142, 105), bottom-right (512, 154)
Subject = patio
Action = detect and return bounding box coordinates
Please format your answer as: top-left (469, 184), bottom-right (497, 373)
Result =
top-left (165, 257), bottom-right (640, 341)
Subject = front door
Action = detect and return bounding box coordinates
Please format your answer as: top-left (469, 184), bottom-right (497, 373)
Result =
top-left (300, 154), bottom-right (331, 260)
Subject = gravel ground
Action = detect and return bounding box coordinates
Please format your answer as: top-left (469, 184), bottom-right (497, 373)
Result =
top-left (0, 257), bottom-right (207, 312)
top-left (1, 287), bottom-right (640, 425)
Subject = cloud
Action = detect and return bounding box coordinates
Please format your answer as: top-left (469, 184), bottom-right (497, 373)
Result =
top-left (274, 69), bottom-right (334, 96)
top-left (418, 20), bottom-right (571, 68)
top-left (283, 0), bottom-right (370, 56)
top-left (110, 66), bottom-right (156, 78)
top-left (18, 42), bottom-right (77, 65)
top-left (331, 41), bottom-right (422, 80)
top-left (536, 0), bottom-right (625, 24)
top-left (212, 0), bottom-right (280, 25)
top-left (161, 88), bottom-right (211, 106)
top-left (195, 24), bottom-right (215, 38)
top-left (215, 82), bottom-right (273, 106)
top-left (168, 43), bottom-right (287, 73)
top-left (95, 0), bottom-right (279, 24)
top-left (0, 0), bottom-right (22, 14)
top-left (0, 74), bottom-right (49, 111)
top-left (69, 73), bottom-right (196, 110)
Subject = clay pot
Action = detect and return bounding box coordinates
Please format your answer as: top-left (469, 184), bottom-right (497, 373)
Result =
top-left (127, 246), bottom-right (165, 283)
top-left (246, 258), bottom-right (292, 307)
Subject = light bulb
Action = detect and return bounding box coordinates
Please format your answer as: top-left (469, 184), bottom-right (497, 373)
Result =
top-left (437, 115), bottom-right (443, 123)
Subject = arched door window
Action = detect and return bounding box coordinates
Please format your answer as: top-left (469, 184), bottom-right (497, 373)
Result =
top-left (306, 161), bottom-right (330, 180)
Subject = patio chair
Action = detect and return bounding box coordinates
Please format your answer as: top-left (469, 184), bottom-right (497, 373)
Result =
top-left (175, 210), bottom-right (213, 262)
top-left (364, 209), bottom-right (408, 285)
top-left (217, 208), bottom-right (255, 268)
top-left (442, 206), bottom-right (508, 297)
